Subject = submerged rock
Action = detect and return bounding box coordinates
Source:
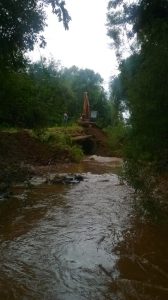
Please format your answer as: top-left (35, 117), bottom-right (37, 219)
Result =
top-left (47, 174), bottom-right (84, 185)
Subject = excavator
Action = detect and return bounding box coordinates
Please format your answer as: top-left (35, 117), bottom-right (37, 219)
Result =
top-left (79, 92), bottom-right (97, 126)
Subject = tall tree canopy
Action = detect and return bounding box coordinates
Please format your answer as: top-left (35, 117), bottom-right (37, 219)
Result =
top-left (107, 0), bottom-right (168, 56)
top-left (0, 0), bottom-right (71, 68)
top-left (0, 59), bottom-right (110, 128)
top-left (107, 0), bottom-right (168, 170)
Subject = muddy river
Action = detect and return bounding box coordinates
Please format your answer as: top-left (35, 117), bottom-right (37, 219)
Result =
top-left (0, 156), bottom-right (167, 299)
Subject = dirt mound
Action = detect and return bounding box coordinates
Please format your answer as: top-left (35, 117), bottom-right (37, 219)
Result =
top-left (83, 126), bottom-right (112, 156)
top-left (0, 131), bottom-right (69, 166)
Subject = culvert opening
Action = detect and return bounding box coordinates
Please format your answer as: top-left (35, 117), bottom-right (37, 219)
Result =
top-left (75, 138), bottom-right (96, 155)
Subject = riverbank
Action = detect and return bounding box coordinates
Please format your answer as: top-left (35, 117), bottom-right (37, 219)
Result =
top-left (0, 127), bottom-right (115, 192)
top-left (0, 129), bottom-right (81, 166)
top-left (0, 128), bottom-right (167, 221)
top-left (0, 129), bottom-right (79, 192)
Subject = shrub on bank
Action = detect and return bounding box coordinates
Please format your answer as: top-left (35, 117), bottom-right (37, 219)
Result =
top-left (122, 159), bottom-right (168, 222)
top-left (104, 123), bottom-right (128, 157)
top-left (32, 126), bottom-right (84, 163)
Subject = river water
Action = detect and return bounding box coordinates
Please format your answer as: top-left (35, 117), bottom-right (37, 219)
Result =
top-left (0, 157), bottom-right (168, 300)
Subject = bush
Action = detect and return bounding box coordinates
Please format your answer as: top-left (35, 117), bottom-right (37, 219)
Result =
top-left (105, 123), bottom-right (128, 156)
top-left (122, 159), bottom-right (168, 222)
top-left (33, 127), bottom-right (84, 163)
top-left (68, 145), bottom-right (84, 162)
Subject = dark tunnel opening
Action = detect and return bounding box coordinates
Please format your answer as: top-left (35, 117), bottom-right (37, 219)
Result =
top-left (75, 138), bottom-right (97, 155)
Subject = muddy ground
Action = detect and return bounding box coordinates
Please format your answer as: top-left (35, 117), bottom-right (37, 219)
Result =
top-left (0, 128), bottom-right (114, 185)
top-left (0, 130), bottom-right (73, 166)
top-left (0, 130), bottom-right (77, 188)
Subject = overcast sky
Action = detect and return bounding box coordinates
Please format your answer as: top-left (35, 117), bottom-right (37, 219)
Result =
top-left (29, 0), bottom-right (118, 88)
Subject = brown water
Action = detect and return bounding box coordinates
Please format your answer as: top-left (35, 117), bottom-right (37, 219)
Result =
top-left (0, 157), bottom-right (168, 300)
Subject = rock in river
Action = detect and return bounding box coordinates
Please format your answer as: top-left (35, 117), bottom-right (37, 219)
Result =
top-left (47, 174), bottom-right (84, 185)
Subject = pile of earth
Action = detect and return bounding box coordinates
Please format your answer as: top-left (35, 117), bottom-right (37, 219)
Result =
top-left (0, 130), bottom-right (76, 189)
top-left (0, 128), bottom-right (113, 190)
top-left (84, 125), bottom-right (112, 156)
top-left (0, 130), bottom-right (72, 166)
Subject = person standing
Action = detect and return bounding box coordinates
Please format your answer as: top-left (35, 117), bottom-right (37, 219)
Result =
top-left (63, 112), bottom-right (68, 126)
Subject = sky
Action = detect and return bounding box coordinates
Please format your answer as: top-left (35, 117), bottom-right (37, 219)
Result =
top-left (29, 0), bottom-right (119, 89)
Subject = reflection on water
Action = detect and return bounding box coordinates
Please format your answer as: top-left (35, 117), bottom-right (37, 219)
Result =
top-left (0, 159), bottom-right (167, 300)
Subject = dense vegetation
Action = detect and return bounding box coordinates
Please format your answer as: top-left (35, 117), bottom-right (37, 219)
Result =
top-left (0, 0), bottom-right (114, 195)
top-left (0, 0), bottom-right (113, 128)
top-left (0, 0), bottom-right (71, 69)
top-left (0, 0), bottom-right (112, 129)
top-left (0, 60), bottom-right (111, 128)
top-left (107, 0), bottom-right (168, 210)
top-left (0, 0), bottom-right (167, 210)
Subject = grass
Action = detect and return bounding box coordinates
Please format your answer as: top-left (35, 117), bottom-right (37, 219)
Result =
top-left (47, 124), bottom-right (84, 135)
top-left (32, 124), bottom-right (84, 163)
top-left (0, 124), bottom-right (85, 163)
top-left (0, 126), bottom-right (19, 133)
top-left (104, 123), bottom-right (128, 157)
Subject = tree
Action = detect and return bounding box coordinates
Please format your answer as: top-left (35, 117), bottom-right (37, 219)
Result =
top-left (107, 0), bottom-right (139, 58)
top-left (107, 0), bottom-right (168, 56)
top-left (28, 59), bottom-right (76, 125)
top-left (0, 0), bottom-right (71, 68)
top-left (61, 66), bottom-right (107, 121)
top-left (0, 69), bottom-right (49, 128)
top-left (107, 0), bottom-right (168, 174)
top-left (109, 75), bottom-right (126, 126)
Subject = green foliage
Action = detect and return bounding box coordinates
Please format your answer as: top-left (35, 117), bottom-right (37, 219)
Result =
top-left (107, 0), bottom-right (168, 166)
top-left (0, 58), bottom-right (111, 129)
top-left (123, 159), bottom-right (168, 222)
top-left (107, 0), bottom-right (168, 207)
top-left (105, 122), bottom-right (128, 156)
top-left (121, 46), bottom-right (168, 166)
top-left (109, 74), bottom-right (127, 126)
top-left (0, 0), bottom-right (71, 68)
top-left (107, 0), bottom-right (168, 56)
top-left (107, 74), bottom-right (129, 156)
top-left (61, 66), bottom-right (107, 121)
top-left (32, 126), bottom-right (84, 162)
top-left (107, 0), bottom-right (139, 57)
top-left (32, 128), bottom-right (69, 146)
top-left (0, 69), bottom-right (48, 128)
top-left (68, 145), bottom-right (84, 163)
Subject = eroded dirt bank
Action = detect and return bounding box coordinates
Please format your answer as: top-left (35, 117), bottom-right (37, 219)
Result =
top-left (0, 126), bottom-right (113, 164)
top-left (0, 129), bottom-right (118, 191)
top-left (0, 130), bottom-right (74, 166)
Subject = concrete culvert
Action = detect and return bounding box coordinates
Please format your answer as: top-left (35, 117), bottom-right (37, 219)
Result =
top-left (75, 138), bottom-right (96, 155)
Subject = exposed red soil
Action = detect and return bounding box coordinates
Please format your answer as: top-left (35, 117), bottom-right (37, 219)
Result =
top-left (83, 125), bottom-right (112, 156)
top-left (0, 128), bottom-right (114, 185)
top-left (0, 130), bottom-right (71, 166)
